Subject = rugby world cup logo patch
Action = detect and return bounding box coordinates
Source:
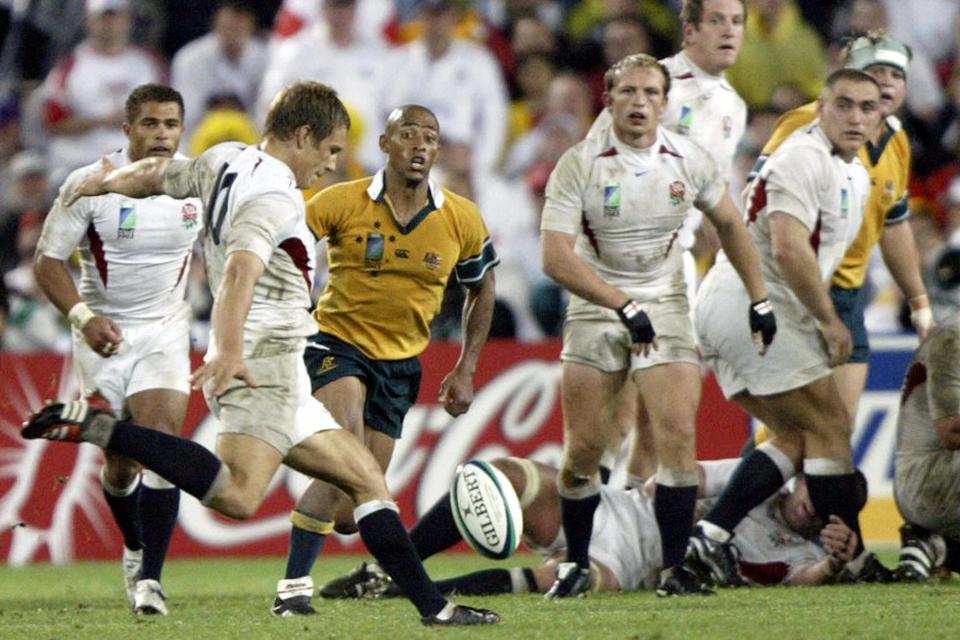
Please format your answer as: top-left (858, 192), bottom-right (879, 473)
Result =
top-left (669, 181), bottom-right (686, 206)
top-left (678, 105), bottom-right (693, 135)
top-left (603, 183), bottom-right (621, 217)
top-left (118, 202), bottom-right (136, 239)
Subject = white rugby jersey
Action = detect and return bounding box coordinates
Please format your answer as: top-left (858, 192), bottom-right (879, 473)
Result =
top-left (585, 53), bottom-right (745, 255)
top-left (162, 142), bottom-right (317, 354)
top-left (719, 123), bottom-right (868, 316)
top-left (586, 480), bottom-right (824, 590)
top-left (541, 125), bottom-right (725, 313)
top-left (38, 149), bottom-right (202, 324)
top-left (661, 51), bottom-right (747, 181)
top-left (895, 317), bottom-right (960, 458)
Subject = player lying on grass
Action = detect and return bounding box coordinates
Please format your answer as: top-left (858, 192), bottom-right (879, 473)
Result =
top-left (320, 456), bottom-right (860, 597)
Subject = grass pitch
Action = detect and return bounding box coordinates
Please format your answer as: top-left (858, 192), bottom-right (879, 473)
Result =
top-left (1, 550), bottom-right (959, 640)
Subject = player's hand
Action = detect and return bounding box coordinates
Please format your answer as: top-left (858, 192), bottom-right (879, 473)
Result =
top-left (749, 298), bottom-right (777, 355)
top-left (191, 353), bottom-right (258, 397)
top-left (82, 316), bottom-right (124, 358)
top-left (818, 316), bottom-right (853, 367)
top-left (617, 299), bottom-right (657, 357)
top-left (65, 156), bottom-right (116, 206)
top-left (438, 367), bottom-right (474, 417)
top-left (820, 515), bottom-right (857, 569)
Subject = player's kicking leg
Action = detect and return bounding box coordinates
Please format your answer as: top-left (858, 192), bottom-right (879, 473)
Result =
top-left (21, 401), bottom-right (500, 626)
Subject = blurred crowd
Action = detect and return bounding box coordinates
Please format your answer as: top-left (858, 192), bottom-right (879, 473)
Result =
top-left (0, 0), bottom-right (958, 351)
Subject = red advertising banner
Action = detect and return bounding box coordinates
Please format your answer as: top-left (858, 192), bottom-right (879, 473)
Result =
top-left (0, 341), bottom-right (747, 564)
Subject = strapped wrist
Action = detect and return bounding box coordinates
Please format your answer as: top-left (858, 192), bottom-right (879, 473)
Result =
top-left (68, 302), bottom-right (96, 331)
top-left (908, 294), bottom-right (930, 311)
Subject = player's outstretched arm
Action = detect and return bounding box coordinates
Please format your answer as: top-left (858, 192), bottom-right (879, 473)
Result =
top-left (65, 156), bottom-right (174, 206)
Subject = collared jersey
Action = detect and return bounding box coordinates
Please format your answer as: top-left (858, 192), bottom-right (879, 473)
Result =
top-left (163, 142), bottom-right (318, 355)
top-left (306, 170), bottom-right (499, 360)
top-left (756, 102), bottom-right (910, 289)
top-left (733, 124), bottom-right (870, 320)
top-left (38, 149), bottom-right (201, 325)
top-left (541, 125), bottom-right (725, 315)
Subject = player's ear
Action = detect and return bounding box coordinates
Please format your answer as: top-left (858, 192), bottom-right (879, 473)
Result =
top-left (602, 91), bottom-right (612, 109)
top-left (378, 133), bottom-right (389, 153)
top-left (294, 125), bottom-right (312, 149)
top-left (122, 121), bottom-right (131, 137)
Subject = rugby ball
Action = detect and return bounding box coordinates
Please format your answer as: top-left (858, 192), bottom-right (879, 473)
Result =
top-left (450, 460), bottom-right (524, 560)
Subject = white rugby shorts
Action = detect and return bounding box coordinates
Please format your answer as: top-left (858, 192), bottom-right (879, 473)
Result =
top-left (72, 306), bottom-right (191, 410)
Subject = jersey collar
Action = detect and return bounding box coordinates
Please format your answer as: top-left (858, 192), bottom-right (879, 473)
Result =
top-left (366, 168), bottom-right (445, 233)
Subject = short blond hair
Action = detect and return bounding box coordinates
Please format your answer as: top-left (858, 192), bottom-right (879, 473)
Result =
top-left (604, 53), bottom-right (671, 96)
top-left (264, 81), bottom-right (350, 144)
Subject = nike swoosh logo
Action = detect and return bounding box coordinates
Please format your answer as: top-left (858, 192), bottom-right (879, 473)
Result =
top-left (635, 170), bottom-right (650, 177)
top-left (305, 343), bottom-right (330, 351)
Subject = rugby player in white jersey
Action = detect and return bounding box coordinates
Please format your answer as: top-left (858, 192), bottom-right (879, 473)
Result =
top-left (34, 84), bottom-right (200, 615)
top-left (22, 82), bottom-right (498, 626)
top-left (893, 312), bottom-right (960, 582)
top-left (588, 0), bottom-right (749, 489)
top-left (539, 52), bottom-right (775, 598)
top-left (681, 69), bottom-right (883, 590)
top-left (322, 456), bottom-right (860, 597)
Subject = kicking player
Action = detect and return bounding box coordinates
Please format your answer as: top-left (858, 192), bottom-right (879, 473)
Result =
top-left (893, 312), bottom-right (960, 581)
top-left (682, 69), bottom-right (882, 589)
top-left (34, 84), bottom-right (200, 615)
top-left (322, 457), bottom-right (860, 597)
top-left (21, 82), bottom-right (498, 627)
top-left (539, 52), bottom-right (774, 598)
top-left (272, 104), bottom-right (498, 615)
top-left (747, 32), bottom-right (930, 581)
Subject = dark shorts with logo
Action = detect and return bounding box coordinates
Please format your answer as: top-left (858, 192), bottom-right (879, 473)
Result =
top-left (302, 331), bottom-right (422, 439)
top-left (829, 285), bottom-right (870, 364)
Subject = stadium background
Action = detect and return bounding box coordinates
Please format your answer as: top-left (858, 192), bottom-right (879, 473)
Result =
top-left (0, 337), bottom-right (911, 564)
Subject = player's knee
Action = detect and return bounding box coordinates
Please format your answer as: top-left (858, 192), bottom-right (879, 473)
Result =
top-left (565, 432), bottom-right (605, 466)
top-left (222, 499), bottom-right (259, 520)
top-left (209, 485), bottom-right (263, 520)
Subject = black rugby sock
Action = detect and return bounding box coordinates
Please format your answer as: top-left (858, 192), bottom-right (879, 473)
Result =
top-left (103, 477), bottom-right (143, 551)
top-left (560, 493), bottom-right (601, 569)
top-left (409, 491), bottom-right (462, 560)
top-left (705, 449), bottom-right (786, 533)
top-left (139, 485), bottom-right (179, 581)
top-left (107, 421), bottom-right (224, 500)
top-left (655, 483), bottom-right (698, 568)
top-left (357, 507), bottom-right (447, 618)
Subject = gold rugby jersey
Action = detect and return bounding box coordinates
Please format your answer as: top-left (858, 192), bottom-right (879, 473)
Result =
top-left (754, 101), bottom-right (910, 289)
top-left (306, 170), bottom-right (499, 360)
